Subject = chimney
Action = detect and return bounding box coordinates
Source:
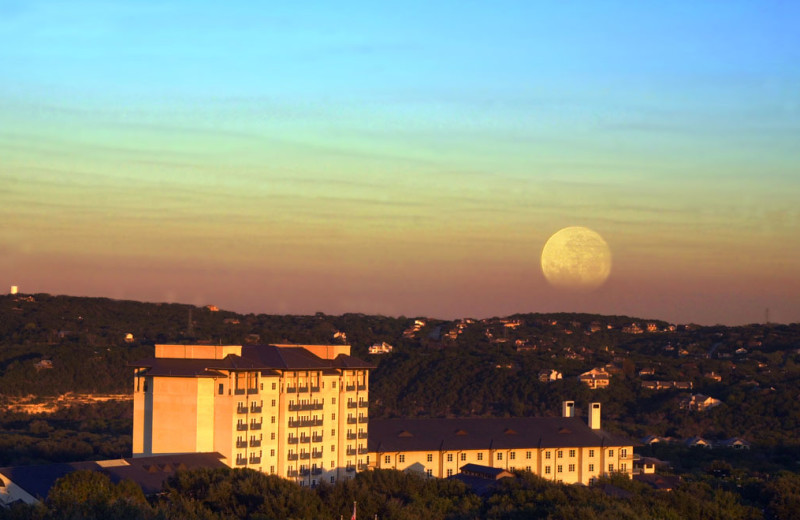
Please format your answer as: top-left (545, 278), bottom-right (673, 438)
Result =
top-left (10, 285), bottom-right (18, 295)
top-left (588, 402), bottom-right (601, 430)
top-left (562, 401), bottom-right (575, 418)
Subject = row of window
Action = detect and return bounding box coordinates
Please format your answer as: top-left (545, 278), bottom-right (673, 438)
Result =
top-left (388, 448), bottom-right (626, 464)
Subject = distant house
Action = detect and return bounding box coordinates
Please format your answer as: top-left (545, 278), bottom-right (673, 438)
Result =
top-left (705, 371), bottom-right (722, 382)
top-left (333, 331), bottom-right (347, 343)
top-left (686, 436), bottom-right (712, 448)
top-left (124, 333), bottom-right (135, 343)
top-left (622, 323), bottom-right (643, 334)
top-left (680, 394), bottom-right (721, 412)
top-left (638, 367), bottom-right (655, 376)
top-left (579, 368), bottom-right (611, 389)
top-left (538, 369), bottom-right (562, 383)
top-left (721, 437), bottom-right (751, 450)
top-left (451, 464), bottom-right (514, 496)
top-left (368, 342), bottom-right (393, 355)
top-left (34, 360), bottom-right (53, 371)
top-left (633, 456), bottom-right (669, 475)
top-left (205, 305), bottom-right (219, 312)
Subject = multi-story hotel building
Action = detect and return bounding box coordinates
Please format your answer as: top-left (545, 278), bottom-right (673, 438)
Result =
top-left (368, 402), bottom-right (634, 485)
top-left (132, 343), bottom-right (372, 487)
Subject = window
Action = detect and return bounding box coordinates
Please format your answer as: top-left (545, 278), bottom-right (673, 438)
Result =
top-left (496, 453), bottom-right (503, 461)
top-left (477, 453), bottom-right (483, 461)
top-left (621, 463), bottom-right (627, 472)
top-left (460, 453), bottom-right (466, 461)
top-left (609, 450), bottom-right (614, 457)
top-left (447, 469), bottom-right (453, 477)
top-left (526, 466), bottom-right (531, 472)
top-left (526, 451), bottom-right (531, 459)
top-left (557, 450), bottom-right (563, 459)
top-left (218, 383), bottom-right (223, 395)
top-left (261, 383), bottom-right (264, 390)
top-left (545, 466), bottom-right (551, 474)
top-left (427, 454), bottom-right (433, 462)
top-left (332, 397), bottom-right (336, 404)
top-left (332, 381), bottom-right (337, 388)
top-left (331, 429), bottom-right (336, 436)
top-left (568, 464), bottom-right (575, 472)
top-left (331, 476), bottom-right (335, 483)
top-left (272, 382), bottom-right (276, 390)
top-left (331, 445), bottom-right (335, 452)
top-left (385, 455), bottom-right (391, 464)
top-left (270, 433), bottom-right (275, 440)
top-left (399, 455), bottom-right (405, 463)
top-left (557, 465), bottom-right (563, 473)
top-left (509, 452), bottom-right (516, 460)
top-left (271, 399), bottom-right (276, 406)
top-left (447, 454), bottom-right (453, 462)
top-left (427, 469), bottom-right (433, 477)
top-left (509, 466), bottom-right (515, 472)
top-left (589, 449), bottom-right (595, 457)
top-left (271, 416), bottom-right (276, 424)
top-left (569, 449), bottom-right (576, 458)
top-left (621, 448), bottom-right (627, 458)
top-left (589, 464), bottom-right (594, 472)
top-left (270, 449), bottom-right (275, 456)
top-left (545, 451), bottom-right (551, 459)
top-left (608, 464), bottom-right (614, 472)
top-left (332, 413), bottom-right (336, 420)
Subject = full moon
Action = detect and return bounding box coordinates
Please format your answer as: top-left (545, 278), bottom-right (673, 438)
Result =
top-left (541, 227), bottom-right (612, 291)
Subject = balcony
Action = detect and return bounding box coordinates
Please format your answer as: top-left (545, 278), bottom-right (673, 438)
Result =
top-left (236, 423), bottom-right (248, 431)
top-left (289, 402), bottom-right (324, 412)
top-left (287, 454), bottom-right (298, 461)
top-left (250, 404), bottom-right (262, 414)
top-left (289, 419), bottom-right (323, 428)
top-left (345, 465), bottom-right (355, 473)
top-left (236, 440), bottom-right (247, 449)
top-left (346, 417), bottom-right (357, 424)
top-left (249, 456), bottom-right (261, 465)
top-left (345, 385), bottom-right (356, 392)
top-left (237, 405), bottom-right (248, 414)
top-left (247, 388), bottom-right (258, 395)
top-left (234, 388), bottom-right (245, 395)
top-left (346, 449), bottom-right (357, 456)
top-left (358, 448), bottom-right (369, 455)
top-left (235, 457), bottom-right (247, 466)
top-left (357, 384), bottom-right (366, 391)
top-left (250, 439), bottom-right (261, 448)
top-left (347, 402), bottom-right (358, 409)
top-left (250, 422), bottom-right (262, 430)
top-left (300, 453), bottom-right (310, 460)
top-left (311, 435), bottom-right (323, 443)
top-left (312, 467), bottom-right (323, 475)
top-left (286, 386), bottom-right (297, 393)
top-left (300, 468), bottom-right (310, 476)
top-left (298, 386), bottom-right (309, 393)
top-left (310, 385), bottom-right (320, 393)
top-left (358, 417), bottom-right (368, 424)
top-left (312, 451), bottom-right (323, 459)
top-left (346, 433), bottom-right (357, 440)
top-left (357, 463), bottom-right (369, 471)
top-left (358, 401), bottom-right (368, 408)
top-left (300, 436), bottom-right (310, 444)
top-left (287, 470), bottom-right (298, 477)
top-left (358, 432), bottom-right (368, 439)
top-left (287, 437), bottom-right (298, 445)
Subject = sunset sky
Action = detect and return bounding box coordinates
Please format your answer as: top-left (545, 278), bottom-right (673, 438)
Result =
top-left (2, 1), bottom-right (799, 325)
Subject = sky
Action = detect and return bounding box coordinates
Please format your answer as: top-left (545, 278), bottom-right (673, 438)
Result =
top-left (1, 1), bottom-right (799, 325)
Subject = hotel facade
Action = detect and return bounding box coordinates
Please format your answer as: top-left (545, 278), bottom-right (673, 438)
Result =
top-left (132, 343), bottom-right (372, 487)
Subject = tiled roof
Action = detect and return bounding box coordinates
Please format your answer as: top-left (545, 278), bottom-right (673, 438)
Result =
top-left (130, 344), bottom-right (373, 376)
top-left (0, 453), bottom-right (227, 500)
top-left (368, 417), bottom-right (631, 453)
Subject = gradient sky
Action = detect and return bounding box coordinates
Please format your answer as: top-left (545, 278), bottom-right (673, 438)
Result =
top-left (2, 1), bottom-right (799, 325)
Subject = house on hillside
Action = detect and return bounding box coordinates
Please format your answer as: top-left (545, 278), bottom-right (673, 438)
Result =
top-left (368, 342), bottom-right (393, 355)
top-left (579, 368), bottom-right (611, 389)
top-left (538, 369), bottom-right (562, 383)
top-left (680, 394), bottom-right (721, 412)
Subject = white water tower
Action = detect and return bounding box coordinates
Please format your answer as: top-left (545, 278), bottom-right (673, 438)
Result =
top-left (10, 285), bottom-right (18, 295)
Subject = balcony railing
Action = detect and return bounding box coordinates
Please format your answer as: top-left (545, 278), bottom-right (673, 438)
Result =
top-left (312, 467), bottom-right (323, 475)
top-left (234, 388), bottom-right (245, 395)
top-left (236, 423), bottom-right (248, 431)
top-left (288, 419), bottom-right (323, 428)
top-left (347, 402), bottom-right (358, 409)
top-left (300, 453), bottom-right (310, 460)
top-left (300, 469), bottom-right (310, 476)
top-left (346, 433), bottom-right (357, 440)
top-left (346, 417), bottom-right (357, 424)
top-left (310, 385), bottom-right (320, 393)
top-left (345, 465), bottom-right (355, 472)
top-left (357, 384), bottom-right (366, 391)
top-left (289, 403), bottom-right (324, 412)
top-left (358, 432), bottom-right (368, 439)
top-left (250, 439), bottom-right (261, 448)
top-left (345, 385), bottom-right (356, 392)
top-left (286, 386), bottom-right (297, 393)
top-left (311, 435), bottom-right (323, 443)
top-left (236, 440), bottom-right (247, 449)
top-left (237, 406), bottom-right (248, 414)
top-left (287, 454), bottom-right (298, 461)
top-left (346, 449), bottom-right (357, 456)
top-left (287, 437), bottom-right (298, 444)
top-left (249, 456), bottom-right (261, 464)
top-left (287, 470), bottom-right (298, 477)
top-left (358, 448), bottom-right (369, 455)
top-left (250, 405), bottom-right (262, 413)
top-left (247, 388), bottom-right (258, 395)
top-left (358, 401), bottom-right (368, 408)
top-left (250, 422), bottom-right (262, 430)
top-left (358, 417), bottom-right (368, 423)
top-left (312, 451), bottom-right (323, 459)
top-left (235, 457), bottom-right (247, 466)
top-left (300, 436), bottom-right (310, 443)
top-left (298, 386), bottom-right (309, 392)
top-left (357, 463), bottom-right (369, 471)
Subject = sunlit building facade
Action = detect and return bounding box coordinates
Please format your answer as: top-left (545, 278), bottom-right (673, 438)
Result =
top-left (132, 343), bottom-right (372, 486)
